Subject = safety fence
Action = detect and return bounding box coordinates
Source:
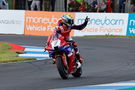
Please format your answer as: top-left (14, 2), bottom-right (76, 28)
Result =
top-left (0, 10), bottom-right (135, 36)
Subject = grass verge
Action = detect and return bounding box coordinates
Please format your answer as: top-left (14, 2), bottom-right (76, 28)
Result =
top-left (0, 42), bottom-right (35, 63)
top-left (84, 35), bottom-right (135, 38)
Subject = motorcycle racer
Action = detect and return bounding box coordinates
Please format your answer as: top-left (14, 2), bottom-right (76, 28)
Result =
top-left (46, 14), bottom-right (89, 67)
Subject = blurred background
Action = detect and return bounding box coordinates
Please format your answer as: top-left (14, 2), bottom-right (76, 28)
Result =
top-left (0, 0), bottom-right (134, 13)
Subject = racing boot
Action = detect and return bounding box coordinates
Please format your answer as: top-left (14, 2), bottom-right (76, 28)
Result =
top-left (76, 52), bottom-right (83, 64)
top-left (76, 53), bottom-right (84, 68)
top-left (76, 60), bottom-right (81, 69)
top-left (74, 47), bottom-right (83, 64)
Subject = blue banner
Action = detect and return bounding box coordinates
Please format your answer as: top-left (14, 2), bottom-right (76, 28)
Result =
top-left (127, 14), bottom-right (135, 36)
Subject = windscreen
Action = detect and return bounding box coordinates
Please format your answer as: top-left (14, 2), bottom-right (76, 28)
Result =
top-left (51, 33), bottom-right (59, 41)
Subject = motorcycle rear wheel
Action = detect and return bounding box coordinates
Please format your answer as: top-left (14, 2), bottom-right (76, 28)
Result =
top-left (72, 67), bottom-right (82, 78)
top-left (56, 56), bottom-right (69, 79)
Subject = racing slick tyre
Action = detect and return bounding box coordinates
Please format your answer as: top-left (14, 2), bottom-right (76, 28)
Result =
top-left (56, 56), bottom-right (68, 79)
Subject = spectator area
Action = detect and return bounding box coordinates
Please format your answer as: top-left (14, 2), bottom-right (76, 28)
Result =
top-left (0, 0), bottom-right (134, 13)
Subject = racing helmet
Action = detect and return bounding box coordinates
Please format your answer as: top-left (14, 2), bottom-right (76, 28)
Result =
top-left (61, 14), bottom-right (74, 27)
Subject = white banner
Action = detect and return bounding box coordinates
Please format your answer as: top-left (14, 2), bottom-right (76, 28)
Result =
top-left (0, 10), bottom-right (25, 34)
top-left (74, 13), bottom-right (128, 36)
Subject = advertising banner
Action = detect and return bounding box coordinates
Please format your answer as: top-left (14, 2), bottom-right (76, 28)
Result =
top-left (0, 10), bottom-right (25, 34)
top-left (24, 11), bottom-right (75, 36)
top-left (127, 14), bottom-right (135, 36)
top-left (74, 13), bottom-right (128, 36)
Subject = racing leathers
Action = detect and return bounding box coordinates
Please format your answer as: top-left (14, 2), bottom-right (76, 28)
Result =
top-left (47, 17), bottom-right (89, 64)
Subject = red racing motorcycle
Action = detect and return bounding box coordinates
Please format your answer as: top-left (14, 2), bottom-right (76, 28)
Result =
top-left (45, 33), bottom-right (82, 79)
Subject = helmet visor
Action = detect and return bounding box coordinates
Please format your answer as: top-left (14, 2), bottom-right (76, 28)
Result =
top-left (67, 19), bottom-right (74, 26)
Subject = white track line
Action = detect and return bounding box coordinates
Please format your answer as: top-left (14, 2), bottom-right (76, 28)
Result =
top-left (24, 48), bottom-right (45, 52)
top-left (19, 54), bottom-right (49, 57)
top-left (93, 83), bottom-right (135, 87)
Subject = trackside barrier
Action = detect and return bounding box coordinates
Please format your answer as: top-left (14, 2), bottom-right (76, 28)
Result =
top-left (74, 13), bottom-right (128, 36)
top-left (127, 14), bottom-right (135, 36)
top-left (0, 10), bottom-right (135, 36)
top-left (0, 10), bottom-right (24, 34)
top-left (24, 11), bottom-right (74, 36)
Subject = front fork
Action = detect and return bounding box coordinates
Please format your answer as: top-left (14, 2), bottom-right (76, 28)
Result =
top-left (54, 53), bottom-right (68, 68)
top-left (54, 52), bottom-right (77, 74)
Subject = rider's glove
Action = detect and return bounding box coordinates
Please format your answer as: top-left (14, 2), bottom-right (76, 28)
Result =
top-left (85, 16), bottom-right (89, 22)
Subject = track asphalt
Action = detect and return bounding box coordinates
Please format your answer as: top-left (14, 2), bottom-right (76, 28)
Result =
top-left (0, 35), bottom-right (135, 90)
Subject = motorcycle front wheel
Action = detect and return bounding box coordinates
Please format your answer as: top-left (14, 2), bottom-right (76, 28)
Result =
top-left (56, 56), bottom-right (69, 79)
